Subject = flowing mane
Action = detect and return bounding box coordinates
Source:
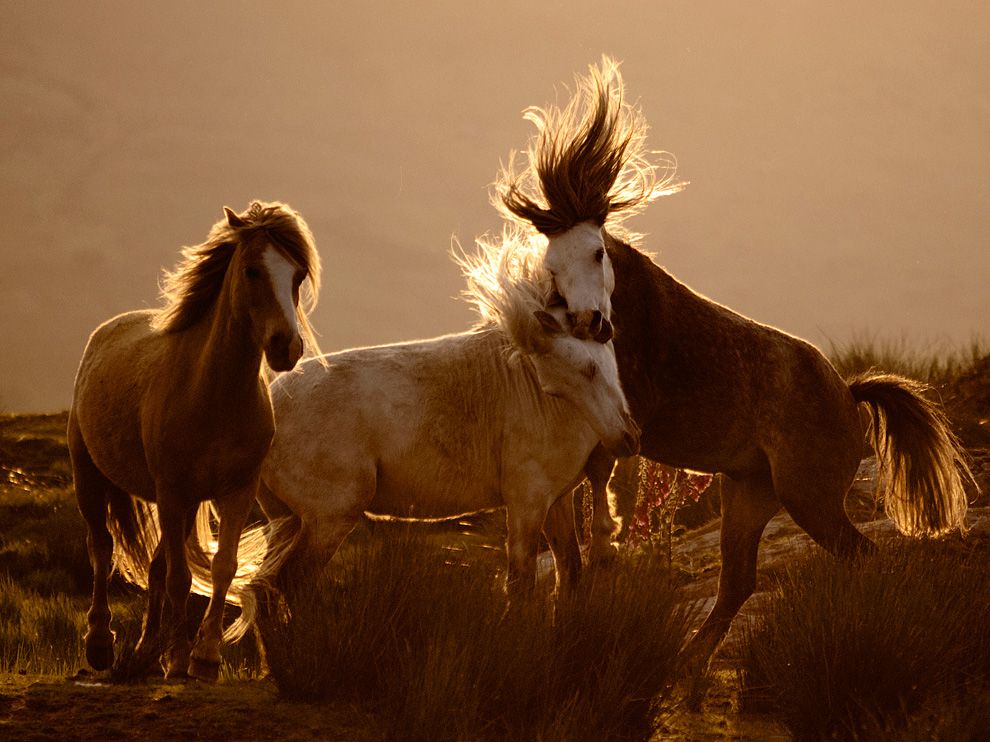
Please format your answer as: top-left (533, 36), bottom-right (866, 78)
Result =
top-left (495, 56), bottom-right (685, 236)
top-left (454, 226), bottom-right (553, 354)
top-left (153, 200), bottom-right (322, 353)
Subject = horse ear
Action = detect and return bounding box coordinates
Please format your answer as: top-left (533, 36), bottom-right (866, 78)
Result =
top-left (534, 310), bottom-right (565, 337)
top-left (224, 207), bottom-right (247, 228)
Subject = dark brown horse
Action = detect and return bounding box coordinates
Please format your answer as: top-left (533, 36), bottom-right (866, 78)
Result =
top-left (69, 201), bottom-right (321, 680)
top-left (590, 229), bottom-right (972, 659)
top-left (497, 57), bottom-right (974, 664)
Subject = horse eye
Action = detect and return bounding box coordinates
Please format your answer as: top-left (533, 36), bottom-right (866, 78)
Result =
top-left (245, 266), bottom-right (263, 280)
top-left (594, 248), bottom-right (604, 263)
top-left (584, 363), bottom-right (598, 380)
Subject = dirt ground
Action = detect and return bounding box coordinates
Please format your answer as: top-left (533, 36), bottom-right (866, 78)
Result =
top-left (0, 672), bottom-right (384, 742)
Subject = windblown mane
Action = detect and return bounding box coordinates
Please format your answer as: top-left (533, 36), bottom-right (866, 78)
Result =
top-left (454, 225), bottom-right (552, 354)
top-left (495, 56), bottom-right (685, 236)
top-left (152, 200), bottom-right (322, 355)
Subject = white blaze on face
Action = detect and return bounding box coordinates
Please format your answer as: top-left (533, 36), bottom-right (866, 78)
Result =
top-left (544, 221), bottom-right (613, 319)
top-left (262, 246), bottom-right (300, 338)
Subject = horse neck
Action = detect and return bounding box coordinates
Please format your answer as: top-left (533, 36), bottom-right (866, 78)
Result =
top-left (179, 275), bottom-right (265, 404)
top-left (474, 329), bottom-right (576, 431)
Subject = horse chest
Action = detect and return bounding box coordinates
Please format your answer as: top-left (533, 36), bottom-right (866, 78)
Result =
top-left (150, 412), bottom-right (273, 496)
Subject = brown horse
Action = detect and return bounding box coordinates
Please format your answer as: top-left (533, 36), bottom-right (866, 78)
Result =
top-left (497, 58), bottom-right (974, 664)
top-left (596, 231), bottom-right (972, 659)
top-left (68, 201), bottom-right (321, 680)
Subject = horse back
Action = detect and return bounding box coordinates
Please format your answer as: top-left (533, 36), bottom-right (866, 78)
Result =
top-left (265, 333), bottom-right (518, 519)
top-left (606, 234), bottom-right (860, 475)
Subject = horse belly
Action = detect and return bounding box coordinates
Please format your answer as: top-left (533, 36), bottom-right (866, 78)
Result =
top-left (84, 418), bottom-right (157, 499)
top-left (368, 459), bottom-right (502, 519)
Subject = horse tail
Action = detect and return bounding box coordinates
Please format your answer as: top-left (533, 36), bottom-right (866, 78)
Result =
top-left (106, 491), bottom-right (160, 588)
top-left (848, 372), bottom-right (975, 536)
top-left (185, 500), bottom-right (303, 643)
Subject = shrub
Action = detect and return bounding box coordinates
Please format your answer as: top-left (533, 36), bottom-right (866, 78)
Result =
top-left (740, 538), bottom-right (990, 740)
top-left (826, 334), bottom-right (985, 388)
top-left (260, 528), bottom-right (694, 741)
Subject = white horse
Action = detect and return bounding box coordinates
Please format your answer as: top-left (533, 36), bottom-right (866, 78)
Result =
top-left (208, 228), bottom-right (640, 640)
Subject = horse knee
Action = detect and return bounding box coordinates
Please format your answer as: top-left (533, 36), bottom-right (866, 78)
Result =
top-left (210, 555), bottom-right (237, 590)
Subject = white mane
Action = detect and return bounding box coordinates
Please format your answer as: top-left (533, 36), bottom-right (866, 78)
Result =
top-left (453, 225), bottom-right (554, 354)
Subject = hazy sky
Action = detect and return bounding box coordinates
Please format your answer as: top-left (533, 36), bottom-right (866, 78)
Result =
top-left (2, 1), bottom-right (987, 412)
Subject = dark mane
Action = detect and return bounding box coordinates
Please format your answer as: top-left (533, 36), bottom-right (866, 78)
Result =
top-left (153, 201), bottom-right (322, 336)
top-left (495, 56), bottom-right (684, 236)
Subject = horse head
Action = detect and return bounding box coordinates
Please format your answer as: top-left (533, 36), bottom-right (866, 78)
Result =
top-left (529, 307), bottom-right (639, 457)
top-left (224, 205), bottom-right (312, 372)
top-left (544, 221), bottom-right (615, 344)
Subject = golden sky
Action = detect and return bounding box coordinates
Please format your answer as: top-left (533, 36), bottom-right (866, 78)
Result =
top-left (2, 1), bottom-right (987, 411)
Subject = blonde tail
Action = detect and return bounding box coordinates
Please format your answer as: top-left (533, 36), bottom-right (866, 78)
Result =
top-left (849, 372), bottom-right (975, 536)
top-left (186, 502), bottom-right (303, 642)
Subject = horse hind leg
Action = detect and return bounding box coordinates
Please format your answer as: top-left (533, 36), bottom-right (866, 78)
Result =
top-left (68, 415), bottom-right (118, 671)
top-left (773, 445), bottom-right (876, 559)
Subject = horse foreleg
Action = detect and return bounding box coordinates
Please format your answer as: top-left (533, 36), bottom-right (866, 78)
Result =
top-left (505, 506), bottom-right (545, 604)
top-left (156, 497), bottom-right (196, 679)
top-left (133, 541), bottom-right (167, 669)
top-left (688, 472), bottom-right (779, 667)
top-left (69, 417), bottom-right (117, 671)
top-left (584, 446), bottom-right (618, 565)
top-left (188, 486), bottom-right (255, 681)
top-left (543, 493), bottom-right (582, 595)
top-left (609, 455), bottom-right (640, 543)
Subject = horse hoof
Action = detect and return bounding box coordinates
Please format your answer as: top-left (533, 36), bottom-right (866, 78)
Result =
top-left (164, 665), bottom-right (190, 682)
top-left (85, 640), bottom-right (114, 671)
top-left (187, 656), bottom-right (220, 682)
top-left (84, 629), bottom-right (115, 671)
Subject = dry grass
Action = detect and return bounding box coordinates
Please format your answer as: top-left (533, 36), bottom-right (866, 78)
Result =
top-left (260, 527), bottom-right (696, 741)
top-left (740, 536), bottom-right (990, 740)
top-left (827, 334), bottom-right (985, 389)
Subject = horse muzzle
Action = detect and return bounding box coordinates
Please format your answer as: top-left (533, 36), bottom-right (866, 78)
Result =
top-left (566, 310), bottom-right (613, 344)
top-left (605, 413), bottom-right (641, 458)
top-left (265, 332), bottom-right (303, 372)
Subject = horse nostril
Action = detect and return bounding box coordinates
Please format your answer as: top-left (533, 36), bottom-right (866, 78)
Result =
top-left (593, 318), bottom-right (614, 344)
top-left (590, 310), bottom-right (602, 331)
top-left (623, 430), bottom-right (640, 455)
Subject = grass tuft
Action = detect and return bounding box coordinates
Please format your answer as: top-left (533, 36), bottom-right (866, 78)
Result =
top-left (260, 528), bottom-right (694, 741)
top-left (740, 537), bottom-right (990, 740)
top-left (826, 333), bottom-right (985, 388)
top-left (0, 575), bottom-right (85, 675)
